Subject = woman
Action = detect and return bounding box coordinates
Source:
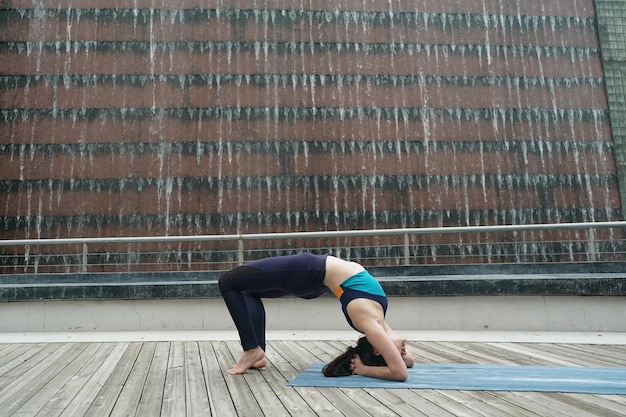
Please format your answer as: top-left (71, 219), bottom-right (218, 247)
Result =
top-left (218, 252), bottom-right (414, 380)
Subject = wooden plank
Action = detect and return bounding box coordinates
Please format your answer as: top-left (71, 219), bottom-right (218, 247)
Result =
top-left (12, 343), bottom-right (102, 417)
top-left (33, 343), bottom-right (116, 417)
top-left (315, 340), bottom-right (411, 416)
top-left (0, 339), bottom-right (624, 417)
top-left (0, 343), bottom-right (71, 390)
top-left (437, 342), bottom-right (524, 365)
top-left (423, 341), bottom-right (507, 365)
top-left (212, 341), bottom-right (265, 417)
top-left (362, 388), bottom-right (431, 417)
top-left (0, 343), bottom-right (84, 411)
top-left (135, 342), bottom-right (170, 417)
top-left (543, 392), bottom-right (626, 417)
top-left (255, 348), bottom-right (321, 417)
top-left (340, 388), bottom-right (399, 417)
top-left (0, 344), bottom-right (46, 378)
top-left (271, 341), bottom-right (345, 417)
top-left (405, 341), bottom-right (447, 363)
top-left (388, 390), bottom-right (459, 417)
top-left (409, 342), bottom-right (474, 364)
top-left (228, 343), bottom-right (317, 416)
top-left (487, 343), bottom-right (588, 367)
top-left (222, 340), bottom-right (294, 417)
top-left (509, 391), bottom-right (607, 417)
top-left (161, 341), bottom-right (187, 417)
top-left (480, 391), bottom-right (573, 417)
top-left (411, 389), bottom-right (489, 417)
top-left (312, 339), bottom-right (347, 359)
top-left (513, 343), bottom-right (607, 366)
top-left (586, 344), bottom-right (626, 363)
top-left (464, 342), bottom-right (555, 366)
top-left (83, 342), bottom-right (143, 417)
top-left (184, 341), bottom-right (211, 417)
top-left (473, 341), bottom-right (561, 365)
top-left (558, 393), bottom-right (626, 413)
top-left (437, 390), bottom-right (537, 417)
top-left (279, 340), bottom-right (381, 416)
top-left (198, 341), bottom-right (238, 417)
top-left (57, 343), bottom-right (130, 417)
top-left (533, 343), bottom-right (626, 367)
top-left (109, 342), bottom-right (157, 417)
top-left (0, 343), bottom-right (35, 368)
top-left (598, 395), bottom-right (626, 406)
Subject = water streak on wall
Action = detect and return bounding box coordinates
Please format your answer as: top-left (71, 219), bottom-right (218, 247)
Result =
top-left (0, 0), bottom-right (623, 269)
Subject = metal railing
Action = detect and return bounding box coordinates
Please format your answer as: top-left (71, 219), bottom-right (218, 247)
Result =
top-left (1, 221), bottom-right (625, 274)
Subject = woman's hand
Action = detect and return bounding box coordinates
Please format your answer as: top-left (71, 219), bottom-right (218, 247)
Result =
top-left (351, 354), bottom-right (365, 375)
top-left (402, 349), bottom-right (415, 368)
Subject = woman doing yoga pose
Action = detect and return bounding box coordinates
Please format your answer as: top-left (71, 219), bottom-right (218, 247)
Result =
top-left (218, 253), bottom-right (414, 380)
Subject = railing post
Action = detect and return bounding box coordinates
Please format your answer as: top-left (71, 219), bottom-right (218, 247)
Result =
top-left (238, 237), bottom-right (244, 265)
top-left (404, 233), bottom-right (410, 265)
top-left (23, 245), bottom-right (30, 273)
top-left (82, 243), bottom-right (88, 273)
top-left (587, 227), bottom-right (597, 262)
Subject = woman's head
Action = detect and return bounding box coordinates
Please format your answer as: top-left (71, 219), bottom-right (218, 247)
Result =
top-left (322, 336), bottom-right (387, 377)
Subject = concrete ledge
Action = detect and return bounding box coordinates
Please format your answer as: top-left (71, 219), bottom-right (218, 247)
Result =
top-left (1, 262), bottom-right (625, 302)
top-left (1, 330), bottom-right (625, 345)
top-left (1, 263), bottom-right (624, 333)
top-left (1, 295), bottom-right (625, 332)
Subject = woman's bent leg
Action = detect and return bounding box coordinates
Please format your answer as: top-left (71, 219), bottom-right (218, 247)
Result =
top-left (243, 293), bottom-right (267, 351)
top-left (218, 266), bottom-right (269, 374)
top-left (218, 266), bottom-right (265, 351)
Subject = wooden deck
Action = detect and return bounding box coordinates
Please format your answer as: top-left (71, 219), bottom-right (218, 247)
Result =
top-left (1, 337), bottom-right (625, 416)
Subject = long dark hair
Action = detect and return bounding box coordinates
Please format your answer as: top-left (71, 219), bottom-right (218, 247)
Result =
top-left (322, 336), bottom-right (387, 377)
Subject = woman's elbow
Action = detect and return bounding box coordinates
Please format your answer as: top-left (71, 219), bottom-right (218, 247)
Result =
top-left (391, 368), bottom-right (408, 382)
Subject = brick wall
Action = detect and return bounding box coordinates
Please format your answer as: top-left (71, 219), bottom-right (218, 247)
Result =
top-left (1, 0), bottom-right (623, 269)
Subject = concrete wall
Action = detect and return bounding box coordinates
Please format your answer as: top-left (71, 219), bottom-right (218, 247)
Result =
top-left (2, 296), bottom-right (625, 333)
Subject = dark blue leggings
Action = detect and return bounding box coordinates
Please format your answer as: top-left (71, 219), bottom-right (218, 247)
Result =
top-left (218, 253), bottom-right (328, 351)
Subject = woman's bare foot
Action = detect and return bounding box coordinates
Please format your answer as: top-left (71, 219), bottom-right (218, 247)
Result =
top-left (228, 347), bottom-right (266, 375)
top-left (251, 357), bottom-right (267, 369)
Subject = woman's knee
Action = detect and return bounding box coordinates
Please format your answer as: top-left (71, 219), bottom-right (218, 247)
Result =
top-left (219, 266), bottom-right (260, 291)
top-left (218, 272), bottom-right (230, 290)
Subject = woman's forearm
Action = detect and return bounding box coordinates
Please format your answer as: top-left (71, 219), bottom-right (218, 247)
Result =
top-left (358, 364), bottom-right (408, 382)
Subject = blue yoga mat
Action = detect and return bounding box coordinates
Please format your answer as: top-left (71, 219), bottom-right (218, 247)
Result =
top-left (288, 363), bottom-right (626, 394)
